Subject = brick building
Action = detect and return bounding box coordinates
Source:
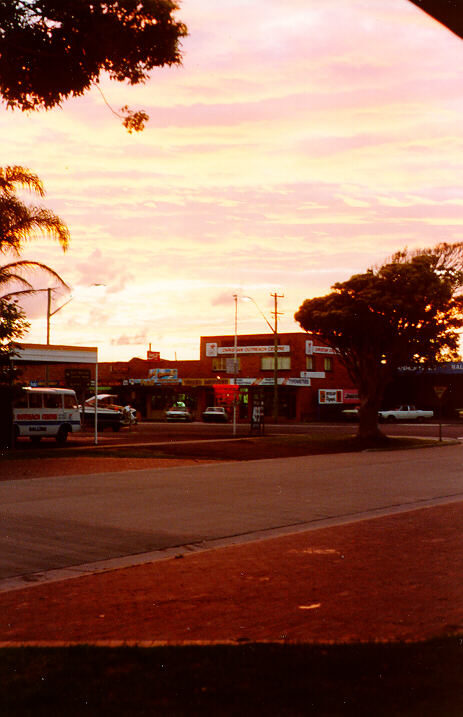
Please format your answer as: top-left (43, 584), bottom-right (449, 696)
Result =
top-left (102, 332), bottom-right (357, 421)
top-left (14, 333), bottom-right (359, 422)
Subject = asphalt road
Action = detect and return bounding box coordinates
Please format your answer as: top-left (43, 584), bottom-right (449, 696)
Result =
top-left (1, 443), bottom-right (462, 590)
top-left (12, 418), bottom-right (463, 450)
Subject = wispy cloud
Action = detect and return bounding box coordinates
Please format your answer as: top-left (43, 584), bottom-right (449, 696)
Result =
top-left (4, 0), bottom-right (463, 360)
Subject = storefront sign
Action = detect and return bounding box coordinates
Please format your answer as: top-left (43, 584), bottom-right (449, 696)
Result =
top-left (182, 378), bottom-right (228, 386)
top-left (206, 343), bottom-right (290, 356)
top-left (219, 345), bottom-right (289, 355)
top-left (318, 389), bottom-right (343, 404)
top-left (148, 368), bottom-right (178, 382)
top-left (343, 389), bottom-right (359, 404)
top-left (235, 377), bottom-right (310, 386)
top-left (300, 371), bottom-right (326, 379)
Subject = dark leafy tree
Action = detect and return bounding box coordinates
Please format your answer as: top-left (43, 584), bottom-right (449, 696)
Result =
top-left (0, 298), bottom-right (29, 450)
top-left (408, 1), bottom-right (463, 42)
top-left (0, 297), bottom-right (29, 354)
top-left (0, 0), bottom-right (187, 130)
top-left (295, 243), bottom-right (463, 440)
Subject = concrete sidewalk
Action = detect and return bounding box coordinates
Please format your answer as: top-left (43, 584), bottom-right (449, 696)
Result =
top-left (0, 501), bottom-right (462, 645)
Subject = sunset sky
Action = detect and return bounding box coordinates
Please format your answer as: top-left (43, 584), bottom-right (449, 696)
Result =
top-left (3, 0), bottom-right (463, 362)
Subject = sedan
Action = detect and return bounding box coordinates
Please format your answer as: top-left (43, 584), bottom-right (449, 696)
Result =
top-left (202, 406), bottom-right (229, 422)
top-left (165, 407), bottom-right (194, 422)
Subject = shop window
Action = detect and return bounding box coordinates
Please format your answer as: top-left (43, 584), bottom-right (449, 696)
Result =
top-left (306, 356), bottom-right (315, 371)
top-left (212, 357), bottom-right (240, 372)
top-left (324, 357), bottom-right (333, 372)
top-left (261, 356), bottom-right (291, 371)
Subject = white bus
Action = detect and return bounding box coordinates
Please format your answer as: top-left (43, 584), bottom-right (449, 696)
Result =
top-left (13, 387), bottom-right (81, 444)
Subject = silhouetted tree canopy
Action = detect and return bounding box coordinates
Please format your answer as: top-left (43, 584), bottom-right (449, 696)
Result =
top-left (0, 0), bottom-right (187, 126)
top-left (408, 1), bottom-right (463, 42)
top-left (295, 243), bottom-right (463, 440)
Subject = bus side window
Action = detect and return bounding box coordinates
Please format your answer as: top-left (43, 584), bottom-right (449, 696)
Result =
top-left (44, 394), bottom-right (62, 409)
top-left (64, 394), bottom-right (78, 409)
top-left (29, 393), bottom-right (43, 408)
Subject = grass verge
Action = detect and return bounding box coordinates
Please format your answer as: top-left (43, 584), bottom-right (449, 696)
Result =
top-left (1, 638), bottom-right (462, 715)
top-left (5, 433), bottom-right (447, 463)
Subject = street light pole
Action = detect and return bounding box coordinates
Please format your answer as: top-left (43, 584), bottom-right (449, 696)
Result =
top-left (233, 293), bottom-right (238, 437)
top-left (271, 292), bottom-right (284, 422)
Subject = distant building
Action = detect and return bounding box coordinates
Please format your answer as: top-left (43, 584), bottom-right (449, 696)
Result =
top-left (15, 333), bottom-right (358, 422)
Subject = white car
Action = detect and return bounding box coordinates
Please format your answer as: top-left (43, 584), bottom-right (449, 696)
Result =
top-left (202, 406), bottom-right (229, 423)
top-left (165, 407), bottom-right (194, 422)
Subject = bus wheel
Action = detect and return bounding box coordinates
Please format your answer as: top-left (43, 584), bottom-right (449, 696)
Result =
top-left (56, 426), bottom-right (69, 444)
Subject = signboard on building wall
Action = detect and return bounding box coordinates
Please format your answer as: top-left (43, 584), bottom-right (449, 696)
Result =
top-left (343, 389), bottom-right (359, 404)
top-left (206, 343), bottom-right (218, 357)
top-left (147, 368), bottom-right (179, 383)
top-left (183, 378), bottom-right (227, 386)
top-left (206, 342), bottom-right (289, 356)
top-left (218, 345), bottom-right (290, 355)
top-left (306, 340), bottom-right (336, 355)
top-left (235, 377), bottom-right (310, 386)
top-left (318, 389), bottom-right (343, 404)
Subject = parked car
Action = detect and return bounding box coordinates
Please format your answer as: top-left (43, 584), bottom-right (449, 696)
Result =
top-left (165, 407), bottom-right (194, 422)
top-left (378, 405), bottom-right (433, 422)
top-left (81, 394), bottom-right (135, 431)
top-left (202, 406), bottom-right (228, 423)
top-left (84, 394), bottom-right (137, 424)
top-left (341, 407), bottom-right (359, 420)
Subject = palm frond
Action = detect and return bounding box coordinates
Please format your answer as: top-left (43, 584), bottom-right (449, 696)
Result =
top-left (0, 166), bottom-right (44, 197)
top-left (0, 260), bottom-right (69, 300)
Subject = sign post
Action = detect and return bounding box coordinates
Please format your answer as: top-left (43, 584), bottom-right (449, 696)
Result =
top-left (433, 385), bottom-right (447, 442)
top-left (250, 391), bottom-right (265, 435)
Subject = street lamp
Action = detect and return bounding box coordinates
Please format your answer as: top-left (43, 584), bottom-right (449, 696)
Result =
top-left (243, 293), bottom-right (284, 421)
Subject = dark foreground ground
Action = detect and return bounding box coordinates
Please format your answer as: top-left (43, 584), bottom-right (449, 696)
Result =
top-left (1, 638), bottom-right (462, 716)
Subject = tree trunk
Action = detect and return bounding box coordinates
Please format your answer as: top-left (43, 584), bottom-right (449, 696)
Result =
top-left (355, 372), bottom-right (389, 441)
top-left (357, 398), bottom-right (385, 441)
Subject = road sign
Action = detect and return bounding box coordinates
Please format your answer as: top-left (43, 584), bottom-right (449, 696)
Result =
top-left (433, 385), bottom-right (447, 399)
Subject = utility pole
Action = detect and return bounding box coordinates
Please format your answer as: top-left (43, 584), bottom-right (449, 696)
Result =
top-left (233, 293), bottom-right (238, 437)
top-left (270, 292), bottom-right (284, 421)
top-left (45, 288), bottom-right (73, 385)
